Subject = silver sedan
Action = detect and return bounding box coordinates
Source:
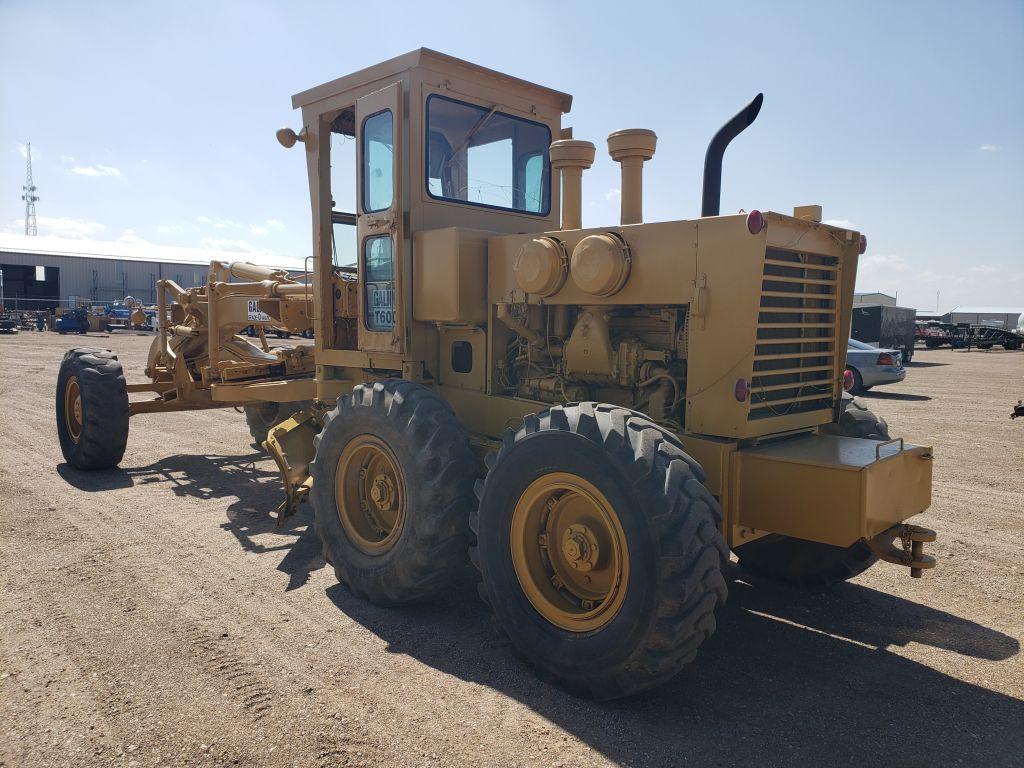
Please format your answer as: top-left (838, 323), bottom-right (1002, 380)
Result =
top-left (844, 338), bottom-right (906, 395)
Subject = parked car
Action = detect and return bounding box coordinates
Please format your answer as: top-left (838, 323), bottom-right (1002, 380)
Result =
top-left (844, 338), bottom-right (905, 395)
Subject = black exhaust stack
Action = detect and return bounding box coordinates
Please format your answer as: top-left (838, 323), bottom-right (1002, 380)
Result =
top-left (701, 93), bottom-right (763, 217)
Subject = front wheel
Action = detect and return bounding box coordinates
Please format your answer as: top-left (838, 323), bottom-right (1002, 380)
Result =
top-left (473, 403), bottom-right (728, 699)
top-left (310, 380), bottom-right (477, 606)
top-left (56, 348), bottom-right (129, 470)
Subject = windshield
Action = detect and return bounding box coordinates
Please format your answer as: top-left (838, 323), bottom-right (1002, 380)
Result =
top-left (425, 94), bottom-right (551, 215)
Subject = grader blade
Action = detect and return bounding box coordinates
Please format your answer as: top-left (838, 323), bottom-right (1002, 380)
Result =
top-left (263, 408), bottom-right (318, 524)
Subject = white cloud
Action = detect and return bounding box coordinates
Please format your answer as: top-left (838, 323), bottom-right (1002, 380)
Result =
top-left (3, 215), bottom-right (107, 239)
top-left (915, 269), bottom-right (953, 284)
top-left (859, 253), bottom-right (909, 272)
top-left (197, 215), bottom-right (247, 230)
top-left (72, 164), bottom-right (122, 177)
top-left (156, 223), bottom-right (187, 234)
top-left (199, 236), bottom-right (262, 253)
top-left (823, 218), bottom-right (857, 229)
top-left (15, 143), bottom-right (36, 160)
top-left (604, 188), bottom-right (621, 201)
top-left (195, 215), bottom-right (278, 236)
top-left (59, 154), bottom-right (76, 163)
top-left (967, 264), bottom-right (998, 275)
top-left (979, 144), bottom-right (1000, 152)
top-left (116, 229), bottom-right (151, 245)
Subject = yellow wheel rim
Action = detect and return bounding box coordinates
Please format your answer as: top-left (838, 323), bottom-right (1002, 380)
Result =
top-left (511, 472), bottom-right (629, 632)
top-left (335, 435), bottom-right (406, 554)
top-left (64, 376), bottom-right (83, 444)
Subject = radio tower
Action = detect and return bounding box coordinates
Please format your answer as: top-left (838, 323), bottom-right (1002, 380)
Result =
top-left (22, 142), bottom-right (39, 236)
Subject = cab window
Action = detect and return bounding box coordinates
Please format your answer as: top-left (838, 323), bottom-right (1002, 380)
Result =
top-left (425, 94), bottom-right (551, 215)
top-left (362, 110), bottom-right (394, 213)
top-left (363, 236), bottom-right (395, 331)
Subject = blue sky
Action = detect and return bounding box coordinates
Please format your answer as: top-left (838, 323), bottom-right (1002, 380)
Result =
top-left (1, 0), bottom-right (1021, 311)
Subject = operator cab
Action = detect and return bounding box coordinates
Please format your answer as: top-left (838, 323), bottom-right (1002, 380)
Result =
top-left (286, 49), bottom-right (571, 366)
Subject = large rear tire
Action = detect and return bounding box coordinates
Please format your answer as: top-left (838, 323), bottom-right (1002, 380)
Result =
top-left (472, 403), bottom-right (728, 699)
top-left (310, 380), bottom-right (477, 606)
top-left (56, 348), bottom-right (129, 470)
top-left (735, 394), bottom-right (888, 586)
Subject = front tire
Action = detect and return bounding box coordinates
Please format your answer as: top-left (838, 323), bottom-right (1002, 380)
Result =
top-left (473, 403), bottom-right (728, 699)
top-left (310, 380), bottom-right (477, 606)
top-left (56, 348), bottom-right (129, 470)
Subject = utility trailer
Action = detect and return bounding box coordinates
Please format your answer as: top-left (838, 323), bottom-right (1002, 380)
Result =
top-left (958, 325), bottom-right (1023, 351)
top-left (919, 322), bottom-right (1023, 351)
top-left (55, 49), bottom-right (937, 699)
top-left (851, 304), bottom-right (916, 361)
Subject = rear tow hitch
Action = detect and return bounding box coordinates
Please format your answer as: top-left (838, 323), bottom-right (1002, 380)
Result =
top-left (867, 523), bottom-right (937, 578)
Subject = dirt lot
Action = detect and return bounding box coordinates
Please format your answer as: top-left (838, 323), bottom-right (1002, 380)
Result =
top-left (1, 330), bottom-right (1021, 768)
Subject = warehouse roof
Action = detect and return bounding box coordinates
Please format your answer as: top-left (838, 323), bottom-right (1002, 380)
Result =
top-left (0, 233), bottom-right (306, 271)
top-left (948, 306), bottom-right (1024, 315)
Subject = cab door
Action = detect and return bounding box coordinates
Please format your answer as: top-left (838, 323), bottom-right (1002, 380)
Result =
top-left (356, 82), bottom-right (405, 355)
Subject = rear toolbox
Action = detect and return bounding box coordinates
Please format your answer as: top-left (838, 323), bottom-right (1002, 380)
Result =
top-left (733, 433), bottom-right (932, 547)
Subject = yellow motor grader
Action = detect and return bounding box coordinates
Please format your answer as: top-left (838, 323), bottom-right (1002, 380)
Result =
top-left (57, 49), bottom-right (935, 699)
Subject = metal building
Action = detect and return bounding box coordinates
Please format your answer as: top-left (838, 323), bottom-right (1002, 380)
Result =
top-left (944, 306), bottom-right (1024, 329)
top-left (0, 234), bottom-right (303, 311)
top-left (853, 291), bottom-right (896, 307)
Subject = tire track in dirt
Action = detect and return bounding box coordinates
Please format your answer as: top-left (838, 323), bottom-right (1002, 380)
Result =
top-left (1, 456), bottom-right (387, 766)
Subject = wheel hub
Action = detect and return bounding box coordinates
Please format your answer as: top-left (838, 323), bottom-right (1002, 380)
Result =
top-left (510, 472), bottom-right (629, 633)
top-left (561, 524), bottom-right (599, 572)
top-left (335, 435), bottom-right (406, 554)
top-left (369, 473), bottom-right (395, 510)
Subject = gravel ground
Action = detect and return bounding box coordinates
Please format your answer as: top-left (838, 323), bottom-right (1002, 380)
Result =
top-left (1, 330), bottom-right (1022, 768)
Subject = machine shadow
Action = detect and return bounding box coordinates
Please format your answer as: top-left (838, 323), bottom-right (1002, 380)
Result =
top-left (57, 455), bottom-right (1023, 763)
top-left (862, 391), bottom-right (932, 401)
top-left (905, 360), bottom-right (949, 368)
top-left (59, 452), bottom-right (326, 590)
top-left (326, 571), bottom-right (1022, 767)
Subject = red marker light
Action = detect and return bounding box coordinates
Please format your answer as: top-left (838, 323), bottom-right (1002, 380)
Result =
top-left (843, 369), bottom-right (854, 391)
top-left (859, 234), bottom-right (868, 254)
top-left (746, 210), bottom-right (765, 235)
top-left (734, 378), bottom-right (750, 402)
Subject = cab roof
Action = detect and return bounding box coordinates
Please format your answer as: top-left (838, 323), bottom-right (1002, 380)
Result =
top-left (290, 47), bottom-right (573, 113)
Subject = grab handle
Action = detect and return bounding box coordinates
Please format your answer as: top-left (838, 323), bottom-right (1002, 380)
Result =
top-left (875, 437), bottom-right (904, 460)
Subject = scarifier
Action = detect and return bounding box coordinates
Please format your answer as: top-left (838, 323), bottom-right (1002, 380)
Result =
top-left (56, 50), bottom-right (936, 699)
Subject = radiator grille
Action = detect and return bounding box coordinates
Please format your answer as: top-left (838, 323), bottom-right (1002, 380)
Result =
top-left (749, 248), bottom-right (840, 421)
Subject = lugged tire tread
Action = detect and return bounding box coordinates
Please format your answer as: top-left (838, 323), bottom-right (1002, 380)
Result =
top-left (56, 347), bottom-right (129, 470)
top-left (310, 380), bottom-right (477, 606)
top-left (471, 401), bottom-right (728, 699)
